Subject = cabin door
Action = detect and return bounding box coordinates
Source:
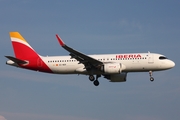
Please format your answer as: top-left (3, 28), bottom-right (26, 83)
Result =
top-left (148, 54), bottom-right (154, 63)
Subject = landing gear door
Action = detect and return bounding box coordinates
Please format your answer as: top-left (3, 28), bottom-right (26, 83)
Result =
top-left (148, 54), bottom-right (154, 63)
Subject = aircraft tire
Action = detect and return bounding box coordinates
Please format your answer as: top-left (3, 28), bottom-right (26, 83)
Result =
top-left (150, 77), bottom-right (154, 82)
top-left (93, 80), bottom-right (99, 86)
top-left (89, 75), bottom-right (95, 81)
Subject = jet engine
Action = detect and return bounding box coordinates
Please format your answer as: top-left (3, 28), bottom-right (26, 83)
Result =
top-left (104, 73), bottom-right (127, 82)
top-left (101, 63), bottom-right (126, 74)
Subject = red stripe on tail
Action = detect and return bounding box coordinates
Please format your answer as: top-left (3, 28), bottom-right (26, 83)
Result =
top-left (10, 32), bottom-right (53, 73)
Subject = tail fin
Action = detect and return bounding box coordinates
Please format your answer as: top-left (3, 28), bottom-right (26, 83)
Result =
top-left (10, 32), bottom-right (39, 60)
top-left (8, 32), bottom-right (52, 73)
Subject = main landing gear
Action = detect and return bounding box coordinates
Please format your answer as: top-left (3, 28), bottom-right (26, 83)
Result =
top-left (149, 71), bottom-right (154, 82)
top-left (89, 75), bottom-right (95, 81)
top-left (89, 75), bottom-right (100, 86)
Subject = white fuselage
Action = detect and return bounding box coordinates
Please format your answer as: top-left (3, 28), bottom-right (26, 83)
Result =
top-left (6, 32), bottom-right (175, 86)
top-left (40, 53), bottom-right (175, 74)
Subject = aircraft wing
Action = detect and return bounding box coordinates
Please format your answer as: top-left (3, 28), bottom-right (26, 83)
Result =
top-left (56, 35), bottom-right (103, 69)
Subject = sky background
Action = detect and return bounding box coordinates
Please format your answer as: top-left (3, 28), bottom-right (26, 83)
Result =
top-left (0, 0), bottom-right (179, 120)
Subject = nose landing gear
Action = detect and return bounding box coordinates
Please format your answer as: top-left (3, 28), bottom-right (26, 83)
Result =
top-left (149, 71), bottom-right (154, 82)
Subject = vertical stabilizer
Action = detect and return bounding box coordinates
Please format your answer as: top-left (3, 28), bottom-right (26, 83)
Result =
top-left (7, 32), bottom-right (52, 73)
top-left (10, 32), bottom-right (39, 60)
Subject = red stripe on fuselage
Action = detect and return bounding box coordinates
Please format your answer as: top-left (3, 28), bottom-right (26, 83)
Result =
top-left (12, 41), bottom-right (53, 73)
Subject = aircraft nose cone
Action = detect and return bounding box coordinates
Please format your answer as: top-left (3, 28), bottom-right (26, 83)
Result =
top-left (170, 61), bottom-right (175, 68)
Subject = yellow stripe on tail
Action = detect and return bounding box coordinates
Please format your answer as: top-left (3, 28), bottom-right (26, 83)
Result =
top-left (10, 32), bottom-right (27, 43)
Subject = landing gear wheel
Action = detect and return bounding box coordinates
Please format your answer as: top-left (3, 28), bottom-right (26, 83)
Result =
top-left (89, 75), bottom-right (95, 81)
top-left (149, 71), bottom-right (154, 82)
top-left (93, 80), bottom-right (99, 86)
top-left (150, 77), bottom-right (154, 82)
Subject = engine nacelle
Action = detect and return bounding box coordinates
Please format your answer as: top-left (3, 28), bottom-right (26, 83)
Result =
top-left (101, 63), bottom-right (126, 74)
top-left (104, 73), bottom-right (127, 82)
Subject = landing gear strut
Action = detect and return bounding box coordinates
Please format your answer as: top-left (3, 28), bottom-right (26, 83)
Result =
top-left (149, 71), bottom-right (154, 82)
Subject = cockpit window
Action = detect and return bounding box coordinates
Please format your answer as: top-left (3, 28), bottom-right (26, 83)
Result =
top-left (159, 56), bottom-right (168, 60)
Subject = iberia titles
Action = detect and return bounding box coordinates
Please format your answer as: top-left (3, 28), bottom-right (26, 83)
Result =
top-left (116, 54), bottom-right (141, 59)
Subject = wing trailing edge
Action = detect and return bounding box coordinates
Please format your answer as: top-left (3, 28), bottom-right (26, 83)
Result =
top-left (55, 34), bottom-right (103, 67)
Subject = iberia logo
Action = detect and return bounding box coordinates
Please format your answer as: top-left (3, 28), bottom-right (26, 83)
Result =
top-left (116, 54), bottom-right (141, 59)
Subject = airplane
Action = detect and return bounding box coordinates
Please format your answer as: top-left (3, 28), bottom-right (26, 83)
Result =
top-left (5, 32), bottom-right (175, 86)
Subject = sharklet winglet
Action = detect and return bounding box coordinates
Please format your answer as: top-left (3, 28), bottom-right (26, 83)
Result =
top-left (56, 34), bottom-right (65, 46)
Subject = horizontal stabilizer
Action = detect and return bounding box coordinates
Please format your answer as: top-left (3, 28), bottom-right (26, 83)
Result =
top-left (5, 56), bottom-right (27, 64)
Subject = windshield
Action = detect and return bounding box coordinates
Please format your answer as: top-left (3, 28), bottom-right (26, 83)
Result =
top-left (159, 56), bottom-right (168, 60)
